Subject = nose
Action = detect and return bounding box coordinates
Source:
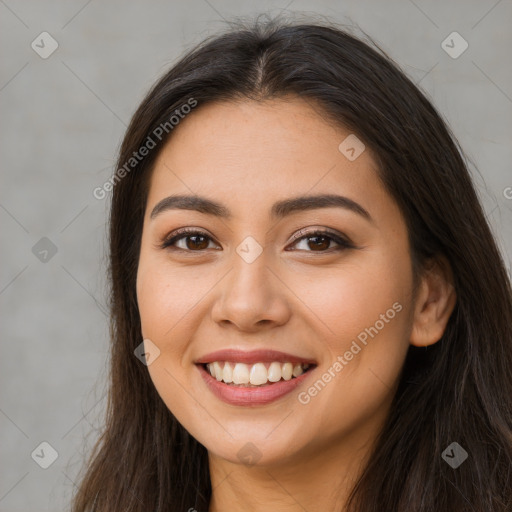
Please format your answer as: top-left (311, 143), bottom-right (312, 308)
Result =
top-left (210, 250), bottom-right (291, 332)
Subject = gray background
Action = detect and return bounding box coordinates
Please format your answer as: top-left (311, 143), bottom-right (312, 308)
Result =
top-left (1, 0), bottom-right (511, 510)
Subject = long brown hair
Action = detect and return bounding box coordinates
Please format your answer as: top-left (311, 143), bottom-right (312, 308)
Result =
top-left (71, 16), bottom-right (512, 511)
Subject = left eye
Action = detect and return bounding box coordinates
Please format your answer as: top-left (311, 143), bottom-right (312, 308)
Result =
top-left (289, 230), bottom-right (352, 252)
top-left (160, 229), bottom-right (353, 253)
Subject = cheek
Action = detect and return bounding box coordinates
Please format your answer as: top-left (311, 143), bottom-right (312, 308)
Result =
top-left (297, 254), bottom-right (412, 352)
top-left (294, 254), bottom-right (412, 409)
top-left (135, 255), bottom-right (221, 403)
top-left (303, 255), bottom-right (411, 414)
top-left (136, 260), bottom-right (204, 416)
top-left (137, 257), bottom-right (208, 342)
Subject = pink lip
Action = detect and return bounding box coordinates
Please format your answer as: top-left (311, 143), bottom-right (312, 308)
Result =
top-left (195, 348), bottom-right (317, 365)
top-left (196, 363), bottom-right (315, 406)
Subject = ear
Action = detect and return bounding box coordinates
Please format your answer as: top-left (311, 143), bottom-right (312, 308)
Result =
top-left (410, 255), bottom-right (457, 347)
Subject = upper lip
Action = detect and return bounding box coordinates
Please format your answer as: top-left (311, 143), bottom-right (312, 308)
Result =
top-left (195, 349), bottom-right (317, 366)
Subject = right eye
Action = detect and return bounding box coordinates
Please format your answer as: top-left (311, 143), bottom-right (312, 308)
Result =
top-left (159, 228), bottom-right (220, 252)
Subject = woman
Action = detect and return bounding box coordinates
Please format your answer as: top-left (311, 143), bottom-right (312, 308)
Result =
top-left (71, 17), bottom-right (512, 512)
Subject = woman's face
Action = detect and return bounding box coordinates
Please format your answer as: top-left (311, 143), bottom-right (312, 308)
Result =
top-left (136, 97), bottom-right (416, 467)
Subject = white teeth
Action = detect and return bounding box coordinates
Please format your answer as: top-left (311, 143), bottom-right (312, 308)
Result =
top-left (205, 361), bottom-right (312, 386)
top-left (232, 363), bottom-right (250, 384)
top-left (250, 363), bottom-right (268, 385)
top-left (282, 362), bottom-right (293, 381)
top-left (292, 364), bottom-right (304, 377)
top-left (213, 361), bottom-right (223, 381)
top-left (268, 362), bottom-right (282, 382)
top-left (222, 362), bottom-right (233, 383)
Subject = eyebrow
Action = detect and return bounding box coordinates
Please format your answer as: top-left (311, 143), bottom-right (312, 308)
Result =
top-left (150, 193), bottom-right (373, 223)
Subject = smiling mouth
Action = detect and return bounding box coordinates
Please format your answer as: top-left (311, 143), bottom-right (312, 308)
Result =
top-left (201, 361), bottom-right (315, 387)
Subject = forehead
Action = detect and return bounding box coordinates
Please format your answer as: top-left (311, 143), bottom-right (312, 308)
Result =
top-left (146, 97), bottom-right (389, 221)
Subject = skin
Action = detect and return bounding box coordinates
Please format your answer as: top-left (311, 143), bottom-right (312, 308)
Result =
top-left (136, 97), bottom-right (456, 511)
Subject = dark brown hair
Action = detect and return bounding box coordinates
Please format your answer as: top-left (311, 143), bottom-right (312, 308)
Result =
top-left (71, 15), bottom-right (512, 511)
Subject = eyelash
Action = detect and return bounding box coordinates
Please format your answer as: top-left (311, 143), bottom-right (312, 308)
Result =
top-left (159, 227), bottom-right (354, 253)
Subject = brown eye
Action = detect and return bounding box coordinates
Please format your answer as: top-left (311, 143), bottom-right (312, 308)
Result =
top-left (182, 234), bottom-right (210, 250)
top-left (303, 234), bottom-right (331, 251)
top-left (287, 229), bottom-right (353, 252)
top-left (160, 229), bottom-right (218, 251)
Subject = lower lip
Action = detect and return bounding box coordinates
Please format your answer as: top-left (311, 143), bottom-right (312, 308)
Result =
top-left (197, 364), bottom-right (314, 406)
